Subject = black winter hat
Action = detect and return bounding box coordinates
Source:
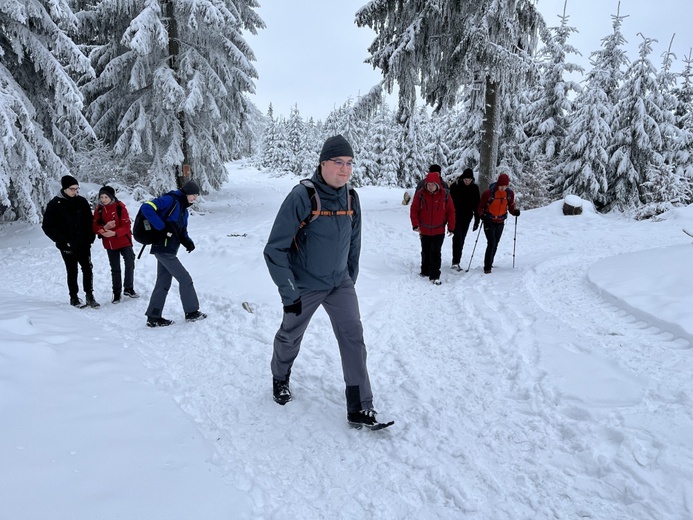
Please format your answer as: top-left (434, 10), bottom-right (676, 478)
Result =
top-left (98, 186), bottom-right (116, 202)
top-left (429, 164), bottom-right (442, 173)
top-left (319, 135), bottom-right (354, 163)
top-left (461, 168), bottom-right (474, 179)
top-left (61, 175), bottom-right (79, 189)
top-left (181, 180), bottom-right (201, 195)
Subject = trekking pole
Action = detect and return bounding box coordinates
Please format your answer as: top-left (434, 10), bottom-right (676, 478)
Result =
top-left (465, 225), bottom-right (483, 272)
top-left (512, 216), bottom-right (518, 268)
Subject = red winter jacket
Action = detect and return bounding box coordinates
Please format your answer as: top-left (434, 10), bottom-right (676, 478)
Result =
top-left (92, 200), bottom-right (133, 250)
top-left (410, 173), bottom-right (456, 236)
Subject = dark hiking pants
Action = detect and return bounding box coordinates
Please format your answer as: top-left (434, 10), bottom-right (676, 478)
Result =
top-left (483, 221), bottom-right (505, 270)
top-left (61, 248), bottom-right (94, 298)
top-left (145, 252), bottom-right (199, 318)
top-left (420, 234), bottom-right (445, 280)
top-left (451, 213), bottom-right (474, 265)
top-left (271, 278), bottom-right (374, 413)
top-left (106, 246), bottom-right (136, 293)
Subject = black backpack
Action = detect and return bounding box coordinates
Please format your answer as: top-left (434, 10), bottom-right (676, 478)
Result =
top-left (132, 199), bottom-right (177, 245)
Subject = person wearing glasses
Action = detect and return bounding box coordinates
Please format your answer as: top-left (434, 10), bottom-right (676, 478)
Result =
top-left (42, 175), bottom-right (99, 308)
top-left (264, 135), bottom-right (390, 430)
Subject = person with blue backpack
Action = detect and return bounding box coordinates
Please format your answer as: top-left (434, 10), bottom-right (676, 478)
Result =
top-left (263, 135), bottom-right (392, 430)
top-left (141, 180), bottom-right (207, 327)
top-left (478, 173), bottom-right (521, 274)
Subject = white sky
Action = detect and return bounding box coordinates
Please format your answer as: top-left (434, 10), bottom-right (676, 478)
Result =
top-left (2, 163), bottom-right (693, 517)
top-left (247, 0), bottom-right (693, 120)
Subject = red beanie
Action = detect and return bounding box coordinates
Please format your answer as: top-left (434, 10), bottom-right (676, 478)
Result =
top-left (497, 173), bottom-right (510, 186)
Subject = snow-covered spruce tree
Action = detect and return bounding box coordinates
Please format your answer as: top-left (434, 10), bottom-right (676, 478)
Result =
top-left (1, 0), bottom-right (94, 222)
top-left (635, 162), bottom-right (691, 220)
top-left (423, 110), bottom-right (452, 176)
top-left (447, 92), bottom-right (483, 177)
top-left (671, 50), bottom-right (693, 186)
top-left (554, 72), bottom-right (612, 208)
top-left (522, 6), bottom-right (583, 184)
top-left (360, 102), bottom-right (399, 187)
top-left (78, 0), bottom-right (264, 194)
top-left (300, 118), bottom-right (323, 177)
top-left (355, 0), bottom-right (543, 188)
top-left (552, 6), bottom-right (627, 210)
top-left (608, 35), bottom-right (675, 211)
top-left (398, 105), bottom-right (429, 188)
top-left (286, 104), bottom-right (307, 175)
top-left (591, 6), bottom-right (629, 107)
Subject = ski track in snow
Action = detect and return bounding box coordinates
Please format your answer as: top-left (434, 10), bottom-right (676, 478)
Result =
top-left (5, 162), bottom-right (693, 519)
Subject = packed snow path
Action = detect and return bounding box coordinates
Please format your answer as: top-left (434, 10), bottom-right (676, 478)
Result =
top-left (2, 161), bottom-right (692, 519)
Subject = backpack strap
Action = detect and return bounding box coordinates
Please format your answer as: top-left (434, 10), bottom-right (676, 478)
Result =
top-left (96, 203), bottom-right (123, 225)
top-left (297, 179), bottom-right (354, 230)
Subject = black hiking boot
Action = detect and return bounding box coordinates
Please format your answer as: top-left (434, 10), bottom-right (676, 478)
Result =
top-left (147, 316), bottom-right (173, 328)
top-left (185, 310), bottom-right (207, 322)
top-left (85, 293), bottom-right (100, 308)
top-left (112, 292), bottom-right (121, 304)
top-left (272, 377), bottom-right (292, 405)
top-left (347, 409), bottom-right (394, 430)
top-left (123, 288), bottom-right (139, 298)
top-left (70, 296), bottom-right (83, 307)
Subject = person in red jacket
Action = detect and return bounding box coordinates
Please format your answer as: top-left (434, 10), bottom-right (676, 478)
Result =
top-left (92, 186), bottom-right (139, 303)
top-left (410, 172), bottom-right (456, 285)
top-left (478, 173), bottom-right (520, 274)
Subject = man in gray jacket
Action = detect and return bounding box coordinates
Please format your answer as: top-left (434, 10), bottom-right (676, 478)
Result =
top-left (264, 135), bottom-right (389, 430)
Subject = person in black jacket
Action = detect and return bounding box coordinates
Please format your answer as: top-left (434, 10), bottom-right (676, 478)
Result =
top-left (42, 175), bottom-right (99, 307)
top-left (449, 168), bottom-right (481, 270)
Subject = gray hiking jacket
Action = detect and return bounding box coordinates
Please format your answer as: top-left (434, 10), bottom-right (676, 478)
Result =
top-left (264, 170), bottom-right (361, 305)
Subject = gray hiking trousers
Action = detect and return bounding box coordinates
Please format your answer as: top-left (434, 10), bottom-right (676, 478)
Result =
top-left (145, 252), bottom-right (199, 318)
top-left (271, 278), bottom-right (374, 413)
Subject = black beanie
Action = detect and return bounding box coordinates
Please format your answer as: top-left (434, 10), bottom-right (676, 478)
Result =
top-left (61, 175), bottom-right (79, 190)
top-left (319, 135), bottom-right (354, 163)
top-left (462, 168), bottom-right (474, 179)
top-left (429, 164), bottom-right (442, 174)
top-left (181, 180), bottom-right (201, 195)
top-left (98, 186), bottom-right (116, 202)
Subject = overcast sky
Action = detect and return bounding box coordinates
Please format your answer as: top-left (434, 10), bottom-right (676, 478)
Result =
top-left (247, 0), bottom-right (693, 121)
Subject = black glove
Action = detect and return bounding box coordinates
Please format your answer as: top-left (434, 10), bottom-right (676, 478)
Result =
top-left (57, 242), bottom-right (72, 254)
top-left (180, 236), bottom-right (195, 253)
top-left (513, 210), bottom-right (521, 217)
top-left (283, 298), bottom-right (302, 316)
top-left (472, 221), bottom-right (479, 231)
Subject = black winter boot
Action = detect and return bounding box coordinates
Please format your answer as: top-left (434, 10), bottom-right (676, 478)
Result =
top-left (272, 376), bottom-right (292, 405)
top-left (112, 292), bottom-right (121, 304)
top-left (85, 293), bottom-right (100, 308)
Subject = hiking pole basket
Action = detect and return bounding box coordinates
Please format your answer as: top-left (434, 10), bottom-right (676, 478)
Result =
top-left (465, 225), bottom-right (483, 272)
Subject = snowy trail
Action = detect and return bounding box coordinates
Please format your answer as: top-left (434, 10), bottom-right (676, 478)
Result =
top-left (3, 161), bottom-right (692, 519)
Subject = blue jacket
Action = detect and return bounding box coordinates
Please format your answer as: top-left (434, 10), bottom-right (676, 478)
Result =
top-left (264, 171), bottom-right (361, 305)
top-left (140, 190), bottom-right (192, 254)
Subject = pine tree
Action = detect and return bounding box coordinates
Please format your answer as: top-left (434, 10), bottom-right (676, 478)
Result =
top-left (355, 0), bottom-right (543, 187)
top-left (609, 35), bottom-right (675, 211)
top-left (523, 6), bottom-right (583, 178)
top-left (1, 0), bottom-right (94, 222)
top-left (78, 0), bottom-right (264, 194)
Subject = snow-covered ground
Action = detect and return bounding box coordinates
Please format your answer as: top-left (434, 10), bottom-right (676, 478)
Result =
top-left (1, 161), bottom-right (692, 520)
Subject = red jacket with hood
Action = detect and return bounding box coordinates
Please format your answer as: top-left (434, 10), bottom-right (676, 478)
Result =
top-left (92, 200), bottom-right (133, 250)
top-left (410, 172), bottom-right (456, 236)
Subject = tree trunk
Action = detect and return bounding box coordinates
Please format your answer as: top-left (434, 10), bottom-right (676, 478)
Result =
top-left (478, 77), bottom-right (500, 191)
top-left (165, 0), bottom-right (189, 187)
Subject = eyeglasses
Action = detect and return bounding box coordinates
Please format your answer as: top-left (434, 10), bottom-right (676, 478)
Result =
top-left (66, 187), bottom-right (80, 192)
top-left (328, 159), bottom-right (355, 168)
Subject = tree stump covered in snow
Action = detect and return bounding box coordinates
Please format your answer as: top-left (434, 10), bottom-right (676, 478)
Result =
top-left (562, 194), bottom-right (583, 216)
